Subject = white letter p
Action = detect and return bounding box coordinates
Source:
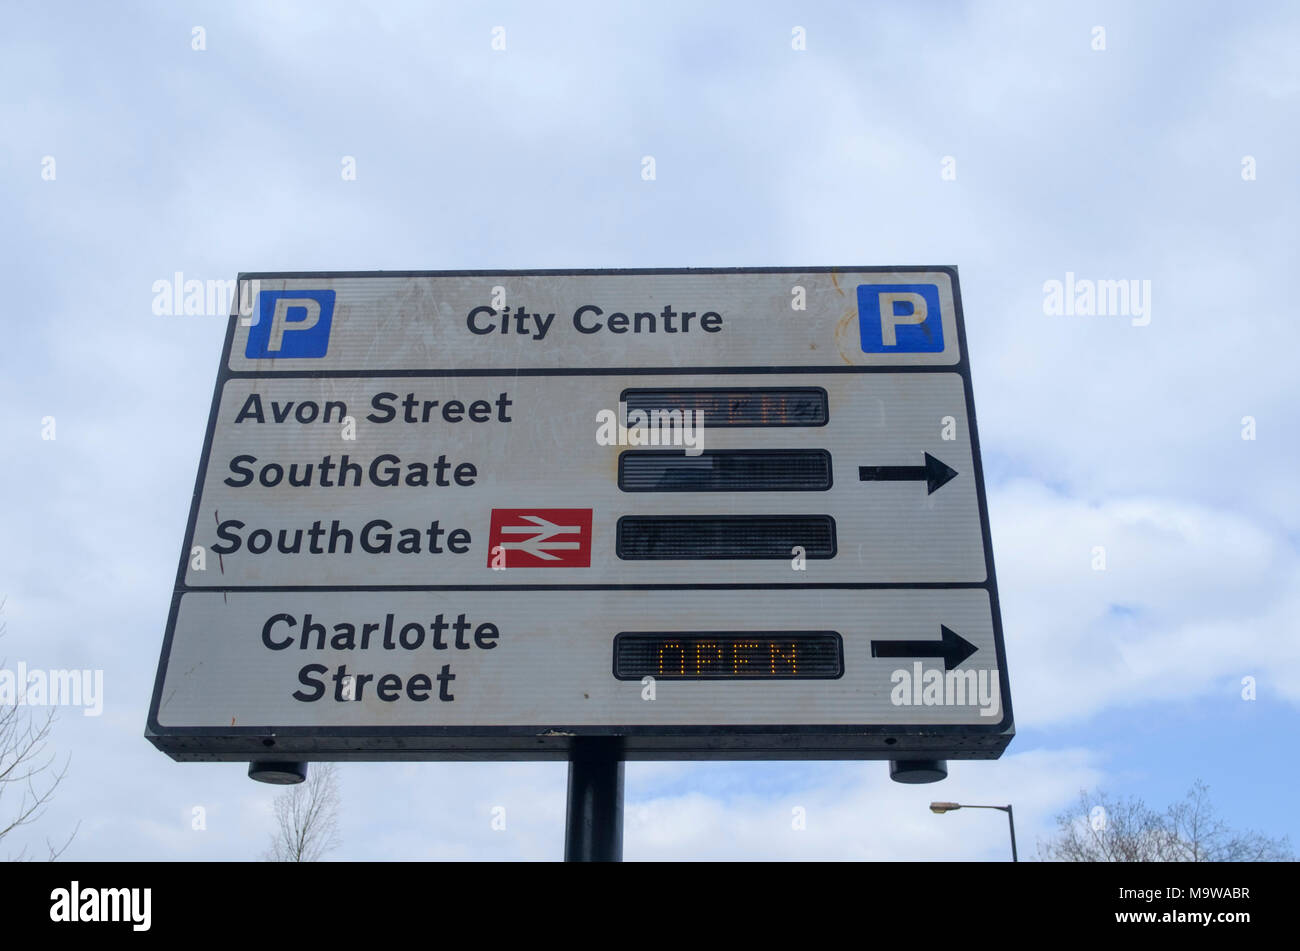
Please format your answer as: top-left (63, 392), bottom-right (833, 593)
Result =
top-left (878, 292), bottom-right (927, 346)
top-left (268, 298), bottom-right (321, 352)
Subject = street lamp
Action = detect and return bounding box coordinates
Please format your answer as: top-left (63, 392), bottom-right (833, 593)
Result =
top-left (929, 801), bottom-right (1018, 861)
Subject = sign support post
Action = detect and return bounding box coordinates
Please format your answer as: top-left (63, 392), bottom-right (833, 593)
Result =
top-left (563, 738), bottom-right (624, 862)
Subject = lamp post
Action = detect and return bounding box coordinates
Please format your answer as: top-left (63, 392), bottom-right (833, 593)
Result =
top-left (929, 801), bottom-right (1018, 861)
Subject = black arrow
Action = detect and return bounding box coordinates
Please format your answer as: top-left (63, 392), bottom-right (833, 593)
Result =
top-left (858, 452), bottom-right (958, 494)
top-left (870, 625), bottom-right (978, 670)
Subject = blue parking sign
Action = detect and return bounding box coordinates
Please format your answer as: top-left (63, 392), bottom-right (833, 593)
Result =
top-left (246, 290), bottom-right (335, 359)
top-left (858, 283), bottom-right (943, 353)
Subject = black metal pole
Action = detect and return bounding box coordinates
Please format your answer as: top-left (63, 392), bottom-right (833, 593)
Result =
top-left (1005, 804), bottom-right (1019, 862)
top-left (564, 737), bottom-right (624, 861)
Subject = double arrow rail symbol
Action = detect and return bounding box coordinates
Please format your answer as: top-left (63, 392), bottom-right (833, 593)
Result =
top-left (496, 516), bottom-right (582, 561)
top-left (858, 452), bottom-right (958, 495)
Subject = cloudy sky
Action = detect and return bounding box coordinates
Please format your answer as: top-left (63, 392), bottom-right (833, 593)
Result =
top-left (2, 1), bottom-right (1297, 860)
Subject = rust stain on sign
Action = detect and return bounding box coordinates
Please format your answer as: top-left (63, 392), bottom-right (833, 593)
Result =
top-left (835, 308), bottom-right (859, 364)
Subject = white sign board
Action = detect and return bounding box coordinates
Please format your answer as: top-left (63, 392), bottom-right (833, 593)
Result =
top-left (147, 268), bottom-right (1014, 761)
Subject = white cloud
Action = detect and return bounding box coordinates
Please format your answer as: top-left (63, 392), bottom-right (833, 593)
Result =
top-left (992, 479), bottom-right (1300, 725)
top-left (624, 749), bottom-right (1104, 861)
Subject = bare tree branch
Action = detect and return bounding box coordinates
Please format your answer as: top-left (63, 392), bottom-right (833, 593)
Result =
top-left (263, 763), bottom-right (342, 862)
top-left (1039, 780), bottom-right (1293, 862)
top-left (0, 598), bottom-right (76, 861)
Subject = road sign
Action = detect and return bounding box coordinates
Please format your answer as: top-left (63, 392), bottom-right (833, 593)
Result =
top-left (146, 267), bottom-right (1013, 761)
